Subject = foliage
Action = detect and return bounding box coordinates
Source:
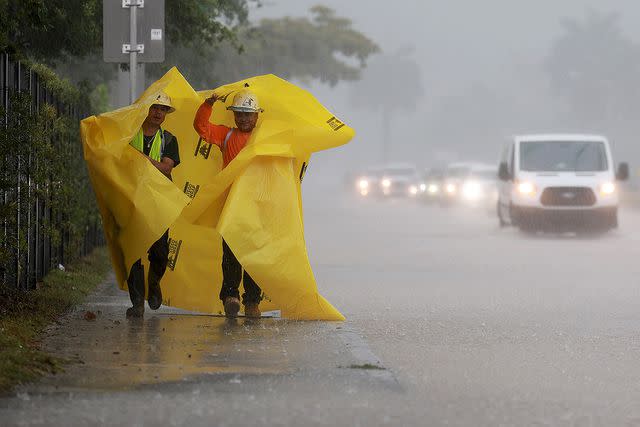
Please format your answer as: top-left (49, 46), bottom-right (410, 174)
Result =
top-left (89, 83), bottom-right (112, 114)
top-left (164, 0), bottom-right (253, 48)
top-left (2, 2), bottom-right (377, 101)
top-left (545, 12), bottom-right (640, 126)
top-left (0, 59), bottom-right (100, 283)
top-left (350, 50), bottom-right (423, 113)
top-left (0, 247), bottom-right (111, 394)
top-left (348, 50), bottom-right (423, 161)
top-left (0, 0), bottom-right (254, 66)
top-left (26, 61), bottom-right (82, 104)
top-left (0, 0), bottom-right (102, 64)
top-left (147, 6), bottom-right (380, 88)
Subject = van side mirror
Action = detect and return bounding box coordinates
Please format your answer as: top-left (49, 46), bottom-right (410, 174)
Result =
top-left (616, 162), bottom-right (629, 181)
top-left (498, 162), bottom-right (511, 181)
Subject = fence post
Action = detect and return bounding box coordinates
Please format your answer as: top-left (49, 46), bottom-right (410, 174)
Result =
top-left (1, 53), bottom-right (7, 287)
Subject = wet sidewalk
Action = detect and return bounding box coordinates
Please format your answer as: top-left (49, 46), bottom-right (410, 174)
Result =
top-left (1, 273), bottom-right (400, 426)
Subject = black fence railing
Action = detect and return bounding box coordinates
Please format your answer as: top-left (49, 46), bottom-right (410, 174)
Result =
top-left (1, 53), bottom-right (104, 291)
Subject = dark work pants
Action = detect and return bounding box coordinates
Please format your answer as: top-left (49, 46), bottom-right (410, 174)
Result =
top-left (220, 239), bottom-right (262, 305)
top-left (127, 230), bottom-right (169, 306)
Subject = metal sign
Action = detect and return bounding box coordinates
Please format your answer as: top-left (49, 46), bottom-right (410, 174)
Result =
top-left (103, 0), bottom-right (165, 63)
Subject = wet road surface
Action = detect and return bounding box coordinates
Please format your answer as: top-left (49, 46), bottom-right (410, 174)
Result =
top-left (3, 184), bottom-right (640, 426)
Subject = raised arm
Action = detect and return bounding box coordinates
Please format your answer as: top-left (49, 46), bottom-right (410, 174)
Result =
top-left (193, 94), bottom-right (228, 147)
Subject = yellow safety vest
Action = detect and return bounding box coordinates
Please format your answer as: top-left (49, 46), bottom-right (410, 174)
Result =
top-left (130, 128), bottom-right (164, 161)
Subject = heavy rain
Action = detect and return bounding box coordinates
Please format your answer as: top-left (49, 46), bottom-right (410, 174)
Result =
top-left (2, 1), bottom-right (640, 426)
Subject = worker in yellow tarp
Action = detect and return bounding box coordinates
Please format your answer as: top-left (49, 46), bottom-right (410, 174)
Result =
top-left (81, 68), bottom-right (354, 320)
top-left (193, 89), bottom-right (264, 318)
top-left (126, 93), bottom-right (181, 318)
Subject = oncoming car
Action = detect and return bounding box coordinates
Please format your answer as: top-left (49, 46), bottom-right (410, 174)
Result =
top-left (440, 163), bottom-right (481, 205)
top-left (497, 134), bottom-right (629, 232)
top-left (418, 168), bottom-right (444, 202)
top-left (439, 162), bottom-right (498, 208)
top-left (441, 163), bottom-right (471, 205)
top-left (379, 164), bottom-right (421, 198)
top-left (458, 164), bottom-right (499, 209)
top-left (353, 167), bottom-right (384, 197)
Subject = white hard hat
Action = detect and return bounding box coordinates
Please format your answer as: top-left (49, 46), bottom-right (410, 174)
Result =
top-left (226, 90), bottom-right (263, 113)
top-left (151, 92), bottom-right (175, 113)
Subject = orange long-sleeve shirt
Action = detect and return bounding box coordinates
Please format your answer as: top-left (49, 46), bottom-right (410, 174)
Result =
top-left (193, 102), bottom-right (253, 168)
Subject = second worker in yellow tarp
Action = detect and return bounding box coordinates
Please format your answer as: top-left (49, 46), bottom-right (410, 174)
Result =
top-left (193, 89), bottom-right (265, 318)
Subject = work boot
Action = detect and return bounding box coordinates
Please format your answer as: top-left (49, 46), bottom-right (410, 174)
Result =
top-left (244, 303), bottom-right (261, 318)
top-left (126, 304), bottom-right (144, 318)
top-left (223, 296), bottom-right (241, 318)
top-left (127, 261), bottom-right (145, 318)
top-left (147, 270), bottom-right (163, 310)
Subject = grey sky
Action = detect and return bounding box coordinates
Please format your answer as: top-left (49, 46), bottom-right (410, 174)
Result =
top-left (249, 1), bottom-right (640, 172)
top-left (253, 1), bottom-right (640, 85)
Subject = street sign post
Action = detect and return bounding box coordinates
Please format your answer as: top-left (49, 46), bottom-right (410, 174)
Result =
top-left (103, 0), bottom-right (165, 103)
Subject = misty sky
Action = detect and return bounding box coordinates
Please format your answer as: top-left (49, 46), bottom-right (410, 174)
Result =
top-left (249, 1), bottom-right (640, 175)
top-left (253, 1), bottom-right (640, 87)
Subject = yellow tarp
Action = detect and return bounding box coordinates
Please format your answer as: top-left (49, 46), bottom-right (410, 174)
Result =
top-left (80, 67), bottom-right (354, 320)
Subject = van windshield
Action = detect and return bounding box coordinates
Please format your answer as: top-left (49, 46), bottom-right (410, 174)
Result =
top-left (520, 141), bottom-right (608, 172)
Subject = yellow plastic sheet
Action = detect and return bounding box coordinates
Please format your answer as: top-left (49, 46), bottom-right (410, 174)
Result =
top-left (80, 67), bottom-right (354, 320)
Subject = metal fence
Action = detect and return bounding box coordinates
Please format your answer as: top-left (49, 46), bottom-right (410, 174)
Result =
top-left (1, 53), bottom-right (104, 291)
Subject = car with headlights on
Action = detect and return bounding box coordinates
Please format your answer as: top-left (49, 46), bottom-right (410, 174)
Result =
top-left (497, 134), bottom-right (629, 232)
top-left (379, 163), bottom-right (421, 198)
top-left (440, 162), bottom-right (498, 208)
top-left (418, 168), bottom-right (445, 202)
top-left (352, 166), bottom-right (384, 197)
top-left (458, 164), bottom-right (499, 210)
top-left (440, 162), bottom-right (475, 206)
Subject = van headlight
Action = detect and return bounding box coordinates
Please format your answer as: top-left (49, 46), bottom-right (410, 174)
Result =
top-left (358, 179), bottom-right (369, 190)
top-left (381, 178), bottom-right (391, 188)
top-left (419, 183), bottom-right (427, 192)
top-left (600, 182), bottom-right (616, 195)
top-left (409, 185), bottom-right (418, 196)
top-left (517, 181), bottom-right (536, 196)
top-left (428, 183), bottom-right (440, 194)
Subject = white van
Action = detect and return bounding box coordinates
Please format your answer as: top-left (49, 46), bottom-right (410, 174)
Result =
top-left (497, 134), bottom-right (629, 231)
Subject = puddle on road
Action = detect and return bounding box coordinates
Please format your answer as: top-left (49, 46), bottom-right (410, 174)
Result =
top-left (37, 313), bottom-right (294, 391)
top-left (23, 282), bottom-right (392, 394)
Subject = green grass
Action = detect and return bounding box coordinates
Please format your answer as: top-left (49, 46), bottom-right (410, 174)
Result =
top-left (0, 247), bottom-right (111, 394)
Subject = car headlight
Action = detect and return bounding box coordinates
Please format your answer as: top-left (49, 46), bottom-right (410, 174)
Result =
top-left (358, 179), bottom-right (369, 190)
top-left (409, 185), bottom-right (418, 196)
top-left (600, 182), bottom-right (616, 195)
top-left (445, 183), bottom-right (456, 194)
top-left (462, 181), bottom-right (483, 200)
top-left (419, 183), bottom-right (427, 192)
top-left (517, 181), bottom-right (536, 196)
top-left (381, 178), bottom-right (391, 188)
top-left (427, 184), bottom-right (440, 194)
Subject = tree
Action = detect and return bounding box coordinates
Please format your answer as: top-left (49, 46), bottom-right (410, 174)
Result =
top-left (149, 5), bottom-right (380, 89)
top-left (1, 2), bottom-right (379, 112)
top-left (0, 0), bottom-right (102, 61)
top-left (349, 49), bottom-right (423, 161)
top-left (546, 12), bottom-right (640, 127)
top-left (0, 0), bottom-right (254, 65)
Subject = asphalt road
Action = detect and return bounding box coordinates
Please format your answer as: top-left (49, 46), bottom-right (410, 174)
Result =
top-left (3, 182), bottom-right (640, 426)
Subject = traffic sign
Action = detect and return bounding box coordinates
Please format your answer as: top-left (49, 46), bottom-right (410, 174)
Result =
top-left (103, 0), bottom-right (165, 63)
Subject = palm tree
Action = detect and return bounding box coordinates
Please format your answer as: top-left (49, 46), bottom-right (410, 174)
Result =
top-left (350, 49), bottom-right (424, 162)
